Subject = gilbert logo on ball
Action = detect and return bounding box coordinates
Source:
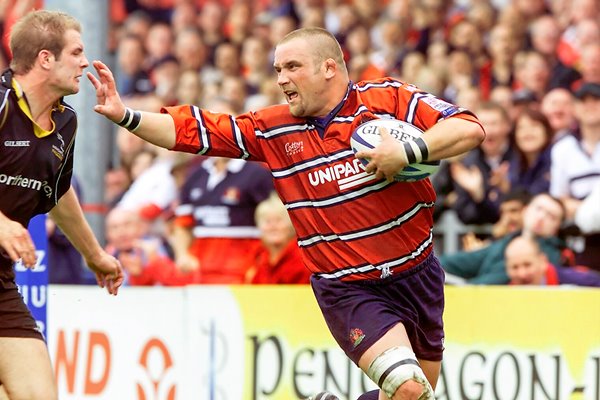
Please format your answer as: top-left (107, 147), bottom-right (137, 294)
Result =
top-left (351, 118), bottom-right (440, 182)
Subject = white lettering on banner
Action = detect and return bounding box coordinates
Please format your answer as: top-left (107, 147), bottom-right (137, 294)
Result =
top-left (18, 285), bottom-right (46, 307)
top-left (14, 250), bottom-right (47, 272)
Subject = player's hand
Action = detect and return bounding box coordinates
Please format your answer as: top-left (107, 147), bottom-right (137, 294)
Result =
top-left (87, 60), bottom-right (126, 124)
top-left (355, 127), bottom-right (408, 181)
top-left (0, 213), bottom-right (37, 268)
top-left (86, 251), bottom-right (124, 296)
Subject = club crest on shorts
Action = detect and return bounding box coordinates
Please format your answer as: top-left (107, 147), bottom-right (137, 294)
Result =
top-left (349, 328), bottom-right (365, 348)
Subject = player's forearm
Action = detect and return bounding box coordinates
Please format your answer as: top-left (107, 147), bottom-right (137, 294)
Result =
top-left (423, 118), bottom-right (485, 161)
top-left (49, 187), bottom-right (104, 262)
top-left (119, 110), bottom-right (177, 150)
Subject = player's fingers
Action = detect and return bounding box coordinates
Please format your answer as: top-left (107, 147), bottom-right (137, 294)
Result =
top-left (16, 236), bottom-right (36, 268)
top-left (374, 169), bottom-right (386, 180)
top-left (105, 278), bottom-right (115, 295)
top-left (354, 149), bottom-right (373, 160)
top-left (98, 68), bottom-right (117, 91)
top-left (377, 126), bottom-right (391, 139)
top-left (86, 72), bottom-right (101, 89)
top-left (93, 105), bottom-right (110, 116)
top-left (361, 159), bottom-right (377, 174)
top-left (95, 272), bottom-right (105, 288)
top-left (21, 250), bottom-right (37, 269)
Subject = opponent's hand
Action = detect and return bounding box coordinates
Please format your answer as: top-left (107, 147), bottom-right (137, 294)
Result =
top-left (87, 60), bottom-right (126, 124)
top-left (86, 251), bottom-right (124, 296)
top-left (0, 213), bottom-right (37, 268)
top-left (355, 127), bottom-right (408, 181)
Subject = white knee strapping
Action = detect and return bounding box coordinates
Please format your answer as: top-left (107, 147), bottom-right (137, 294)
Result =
top-left (366, 346), bottom-right (435, 399)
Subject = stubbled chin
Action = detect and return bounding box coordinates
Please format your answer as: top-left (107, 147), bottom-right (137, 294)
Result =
top-left (288, 104), bottom-right (301, 117)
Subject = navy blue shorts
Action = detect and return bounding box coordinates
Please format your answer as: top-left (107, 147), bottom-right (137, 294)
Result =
top-left (0, 287), bottom-right (44, 340)
top-left (310, 253), bottom-right (445, 365)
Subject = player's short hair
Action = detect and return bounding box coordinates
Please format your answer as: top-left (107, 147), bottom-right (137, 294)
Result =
top-left (278, 27), bottom-right (347, 73)
top-left (10, 10), bottom-right (81, 74)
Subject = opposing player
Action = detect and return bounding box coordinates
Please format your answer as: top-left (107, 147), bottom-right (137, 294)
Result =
top-left (0, 10), bottom-right (123, 400)
top-left (89, 28), bottom-right (484, 399)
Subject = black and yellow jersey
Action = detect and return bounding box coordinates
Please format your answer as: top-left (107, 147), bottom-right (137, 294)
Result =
top-left (0, 69), bottom-right (77, 287)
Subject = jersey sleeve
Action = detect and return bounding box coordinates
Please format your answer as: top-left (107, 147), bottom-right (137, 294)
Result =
top-left (395, 85), bottom-right (481, 132)
top-left (161, 105), bottom-right (265, 161)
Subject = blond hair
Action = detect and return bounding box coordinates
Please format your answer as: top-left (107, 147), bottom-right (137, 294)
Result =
top-left (10, 10), bottom-right (81, 74)
top-left (278, 27), bottom-right (347, 73)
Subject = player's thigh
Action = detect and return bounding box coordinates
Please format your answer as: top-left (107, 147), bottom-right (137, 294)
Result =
top-left (357, 323), bottom-right (441, 388)
top-left (0, 337), bottom-right (56, 399)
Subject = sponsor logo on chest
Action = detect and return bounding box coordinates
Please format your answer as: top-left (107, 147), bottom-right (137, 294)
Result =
top-left (285, 141), bottom-right (304, 156)
top-left (308, 158), bottom-right (374, 190)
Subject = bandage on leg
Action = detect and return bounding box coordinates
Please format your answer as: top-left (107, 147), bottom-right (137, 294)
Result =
top-left (366, 346), bottom-right (435, 399)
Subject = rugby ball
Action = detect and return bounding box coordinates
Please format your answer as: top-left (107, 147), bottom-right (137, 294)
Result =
top-left (350, 118), bottom-right (440, 182)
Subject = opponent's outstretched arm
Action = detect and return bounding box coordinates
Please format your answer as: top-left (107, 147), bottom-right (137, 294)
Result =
top-left (87, 60), bottom-right (177, 149)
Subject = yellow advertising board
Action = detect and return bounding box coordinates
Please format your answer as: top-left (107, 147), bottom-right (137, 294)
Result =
top-left (232, 285), bottom-right (600, 400)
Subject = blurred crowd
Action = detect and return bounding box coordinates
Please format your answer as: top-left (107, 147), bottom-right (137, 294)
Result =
top-left (2, 0), bottom-right (599, 287)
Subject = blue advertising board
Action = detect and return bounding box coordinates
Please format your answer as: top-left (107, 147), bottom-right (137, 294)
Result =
top-left (15, 214), bottom-right (48, 340)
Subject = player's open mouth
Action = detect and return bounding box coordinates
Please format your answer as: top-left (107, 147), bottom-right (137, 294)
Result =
top-left (285, 91), bottom-right (298, 102)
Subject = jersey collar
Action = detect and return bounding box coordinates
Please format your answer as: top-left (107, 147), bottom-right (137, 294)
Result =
top-left (308, 81), bottom-right (353, 138)
top-left (9, 71), bottom-right (65, 138)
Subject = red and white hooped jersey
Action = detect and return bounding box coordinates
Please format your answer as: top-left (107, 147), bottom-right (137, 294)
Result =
top-left (163, 78), bottom-right (481, 282)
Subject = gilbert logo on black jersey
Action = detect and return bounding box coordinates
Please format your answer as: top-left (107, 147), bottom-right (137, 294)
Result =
top-left (4, 140), bottom-right (30, 147)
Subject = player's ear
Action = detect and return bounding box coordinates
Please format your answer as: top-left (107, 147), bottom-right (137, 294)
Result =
top-left (38, 49), bottom-right (54, 69)
top-left (324, 58), bottom-right (336, 78)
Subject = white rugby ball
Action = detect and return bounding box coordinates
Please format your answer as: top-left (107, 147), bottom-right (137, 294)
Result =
top-left (350, 118), bottom-right (440, 182)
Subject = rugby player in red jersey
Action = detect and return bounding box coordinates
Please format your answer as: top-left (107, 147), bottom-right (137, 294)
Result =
top-left (89, 27), bottom-right (484, 400)
top-left (0, 11), bottom-right (123, 400)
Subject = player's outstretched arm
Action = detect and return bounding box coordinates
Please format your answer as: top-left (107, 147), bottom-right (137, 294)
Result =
top-left (48, 187), bottom-right (124, 295)
top-left (87, 60), bottom-right (177, 150)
